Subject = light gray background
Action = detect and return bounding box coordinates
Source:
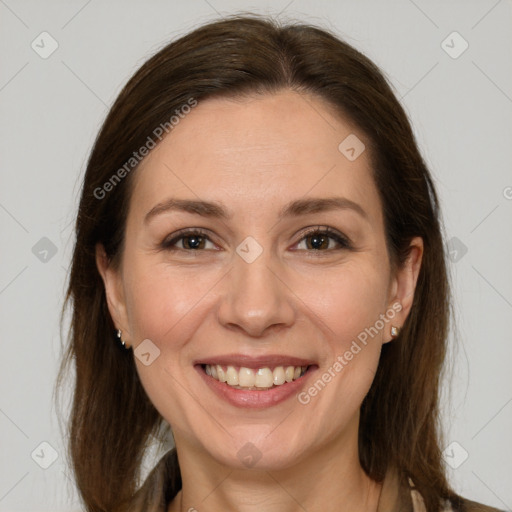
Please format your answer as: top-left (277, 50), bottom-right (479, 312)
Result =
top-left (1, 1), bottom-right (511, 510)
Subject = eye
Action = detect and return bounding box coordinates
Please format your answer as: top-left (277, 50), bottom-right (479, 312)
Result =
top-left (161, 229), bottom-right (217, 251)
top-left (293, 226), bottom-right (351, 251)
top-left (161, 226), bottom-right (351, 253)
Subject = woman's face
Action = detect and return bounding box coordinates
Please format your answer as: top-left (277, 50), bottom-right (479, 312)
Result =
top-left (98, 90), bottom-right (422, 471)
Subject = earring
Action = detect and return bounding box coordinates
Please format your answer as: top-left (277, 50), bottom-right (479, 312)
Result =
top-left (390, 326), bottom-right (401, 339)
top-left (116, 329), bottom-right (130, 349)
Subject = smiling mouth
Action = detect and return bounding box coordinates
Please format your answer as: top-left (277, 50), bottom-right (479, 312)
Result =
top-left (201, 364), bottom-right (310, 390)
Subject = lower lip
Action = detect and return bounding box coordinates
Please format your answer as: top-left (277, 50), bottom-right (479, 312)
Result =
top-left (195, 365), bottom-right (317, 409)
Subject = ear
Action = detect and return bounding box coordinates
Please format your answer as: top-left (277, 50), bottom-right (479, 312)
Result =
top-left (383, 236), bottom-right (423, 343)
top-left (95, 243), bottom-right (131, 347)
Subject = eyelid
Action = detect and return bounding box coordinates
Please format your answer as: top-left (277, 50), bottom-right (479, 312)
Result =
top-left (161, 225), bottom-right (352, 253)
top-left (291, 225), bottom-right (352, 250)
top-left (161, 228), bottom-right (217, 250)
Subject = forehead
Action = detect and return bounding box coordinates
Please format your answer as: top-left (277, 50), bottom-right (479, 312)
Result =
top-left (130, 90), bottom-right (382, 225)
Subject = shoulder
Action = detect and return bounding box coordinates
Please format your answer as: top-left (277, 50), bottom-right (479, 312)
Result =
top-left (455, 496), bottom-right (506, 512)
top-left (406, 476), bottom-right (504, 512)
top-left (128, 449), bottom-right (181, 512)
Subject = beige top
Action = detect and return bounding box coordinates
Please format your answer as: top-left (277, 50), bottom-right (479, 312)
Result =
top-left (128, 449), bottom-right (504, 512)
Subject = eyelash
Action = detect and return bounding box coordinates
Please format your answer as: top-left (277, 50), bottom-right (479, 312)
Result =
top-left (161, 226), bottom-right (352, 253)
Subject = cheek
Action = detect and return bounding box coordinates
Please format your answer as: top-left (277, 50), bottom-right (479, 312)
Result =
top-left (123, 261), bottom-right (221, 349)
top-left (288, 263), bottom-right (389, 440)
top-left (123, 253), bottom-right (391, 356)
top-left (123, 262), bottom-right (223, 428)
top-left (293, 259), bottom-right (390, 349)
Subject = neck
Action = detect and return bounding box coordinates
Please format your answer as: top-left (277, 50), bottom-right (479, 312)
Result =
top-left (168, 418), bottom-right (382, 512)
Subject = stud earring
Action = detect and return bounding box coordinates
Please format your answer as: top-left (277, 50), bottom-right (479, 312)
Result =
top-left (390, 326), bottom-right (401, 339)
top-left (116, 329), bottom-right (130, 349)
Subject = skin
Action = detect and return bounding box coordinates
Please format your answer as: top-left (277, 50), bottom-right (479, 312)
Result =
top-left (97, 90), bottom-right (423, 512)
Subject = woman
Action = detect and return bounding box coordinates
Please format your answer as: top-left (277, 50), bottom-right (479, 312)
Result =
top-left (58, 15), bottom-right (503, 512)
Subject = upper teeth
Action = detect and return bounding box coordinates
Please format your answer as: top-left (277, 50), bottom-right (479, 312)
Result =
top-left (205, 364), bottom-right (307, 389)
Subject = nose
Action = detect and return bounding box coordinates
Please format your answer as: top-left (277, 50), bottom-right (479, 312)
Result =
top-left (216, 248), bottom-right (296, 338)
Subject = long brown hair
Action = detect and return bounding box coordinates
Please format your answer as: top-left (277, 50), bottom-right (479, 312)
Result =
top-left (57, 14), bottom-right (459, 512)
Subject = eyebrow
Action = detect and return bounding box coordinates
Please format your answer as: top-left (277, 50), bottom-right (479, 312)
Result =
top-left (144, 196), bottom-right (369, 224)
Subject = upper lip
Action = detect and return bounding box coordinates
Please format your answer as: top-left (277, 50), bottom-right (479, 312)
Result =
top-left (195, 354), bottom-right (316, 369)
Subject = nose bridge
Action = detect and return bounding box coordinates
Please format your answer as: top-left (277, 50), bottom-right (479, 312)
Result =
top-left (216, 240), bottom-right (295, 336)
